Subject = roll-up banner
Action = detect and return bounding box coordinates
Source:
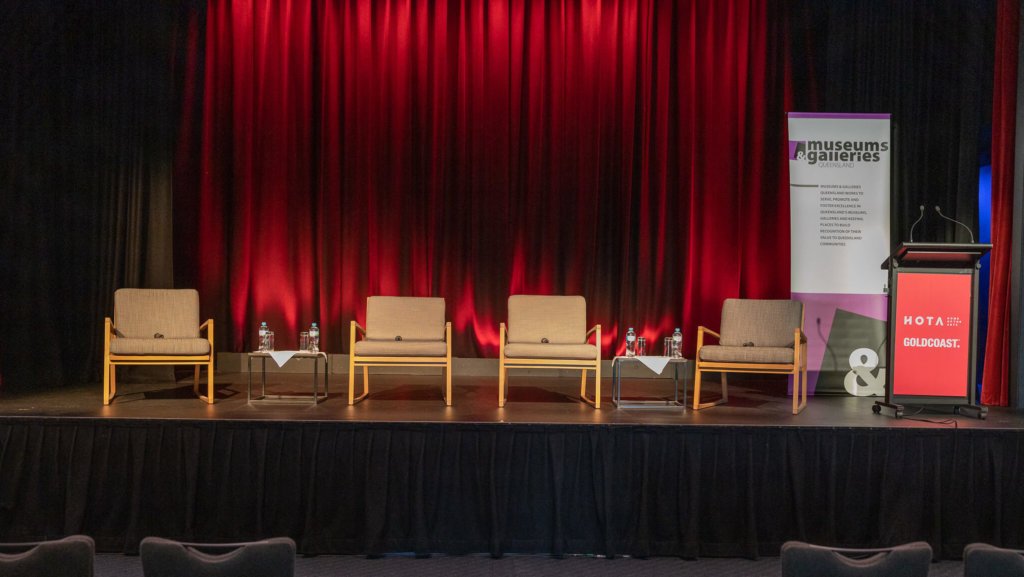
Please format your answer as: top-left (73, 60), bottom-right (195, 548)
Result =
top-left (787, 113), bottom-right (891, 395)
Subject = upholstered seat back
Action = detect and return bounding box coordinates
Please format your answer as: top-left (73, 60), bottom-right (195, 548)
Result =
top-left (365, 297), bottom-right (445, 341)
top-left (963, 543), bottom-right (1024, 577)
top-left (114, 289), bottom-right (201, 339)
top-left (507, 295), bottom-right (587, 344)
top-left (780, 541), bottom-right (932, 577)
top-left (0, 535), bottom-right (95, 577)
top-left (719, 299), bottom-right (803, 348)
top-left (140, 537), bottom-right (295, 577)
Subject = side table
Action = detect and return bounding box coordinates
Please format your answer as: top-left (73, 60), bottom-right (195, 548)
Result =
top-left (611, 355), bottom-right (689, 409)
top-left (248, 351), bottom-right (328, 404)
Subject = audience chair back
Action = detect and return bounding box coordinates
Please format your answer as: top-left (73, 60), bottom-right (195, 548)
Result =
top-left (780, 540), bottom-right (932, 577)
top-left (0, 535), bottom-right (95, 577)
top-left (139, 537), bottom-right (295, 577)
top-left (963, 543), bottom-right (1024, 577)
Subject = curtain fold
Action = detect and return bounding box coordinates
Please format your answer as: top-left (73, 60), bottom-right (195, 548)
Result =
top-left (0, 1), bottom-right (194, 391)
top-left (179, 0), bottom-right (792, 358)
top-left (982, 0), bottom-right (1020, 406)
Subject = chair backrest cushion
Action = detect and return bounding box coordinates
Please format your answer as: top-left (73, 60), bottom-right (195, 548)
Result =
top-left (963, 543), bottom-right (1024, 577)
top-left (114, 289), bottom-right (201, 339)
top-left (139, 537), bottom-right (295, 577)
top-left (719, 299), bottom-right (803, 348)
top-left (365, 297), bottom-right (446, 341)
top-left (507, 295), bottom-right (587, 344)
top-left (0, 535), bottom-right (95, 577)
top-left (780, 540), bottom-right (932, 577)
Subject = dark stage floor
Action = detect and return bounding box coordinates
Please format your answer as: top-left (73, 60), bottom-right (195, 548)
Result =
top-left (0, 371), bottom-right (1017, 430)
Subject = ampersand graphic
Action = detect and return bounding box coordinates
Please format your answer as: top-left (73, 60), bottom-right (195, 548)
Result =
top-left (843, 347), bottom-right (885, 396)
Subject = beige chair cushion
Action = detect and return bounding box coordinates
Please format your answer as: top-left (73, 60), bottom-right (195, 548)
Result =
top-left (365, 297), bottom-right (446, 341)
top-left (507, 295), bottom-right (587, 344)
top-left (353, 340), bottom-right (448, 357)
top-left (504, 343), bottom-right (598, 360)
top-left (719, 299), bottom-right (802, 348)
top-left (110, 338), bottom-right (211, 356)
top-left (699, 345), bottom-right (795, 364)
top-left (114, 289), bottom-right (201, 339)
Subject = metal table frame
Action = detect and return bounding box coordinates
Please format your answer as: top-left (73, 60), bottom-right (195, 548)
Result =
top-left (611, 355), bottom-right (689, 409)
top-left (248, 351), bottom-right (328, 404)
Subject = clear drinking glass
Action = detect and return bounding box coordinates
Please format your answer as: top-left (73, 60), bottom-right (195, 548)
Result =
top-left (299, 331), bottom-right (310, 352)
top-left (264, 331), bottom-right (275, 352)
top-left (636, 336), bottom-right (647, 356)
top-left (663, 337), bottom-right (673, 357)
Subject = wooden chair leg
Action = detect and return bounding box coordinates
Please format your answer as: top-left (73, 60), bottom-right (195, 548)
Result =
top-left (694, 368), bottom-right (728, 410)
top-left (104, 361), bottom-right (113, 405)
top-left (348, 354), bottom-right (356, 404)
top-left (580, 370), bottom-right (586, 397)
top-left (193, 364), bottom-right (201, 397)
top-left (792, 365), bottom-right (807, 415)
top-left (802, 362), bottom-right (808, 407)
top-left (594, 361), bottom-right (601, 409)
top-left (206, 362), bottom-right (214, 404)
top-left (498, 359), bottom-right (506, 407)
top-left (692, 366), bottom-right (702, 410)
top-left (444, 363), bottom-right (452, 406)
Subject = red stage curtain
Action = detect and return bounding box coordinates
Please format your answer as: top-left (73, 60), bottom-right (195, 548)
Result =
top-left (180, 0), bottom-right (792, 357)
top-left (981, 0), bottom-right (1019, 406)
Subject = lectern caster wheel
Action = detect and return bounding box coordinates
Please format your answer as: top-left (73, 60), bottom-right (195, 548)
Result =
top-left (872, 404), bottom-right (881, 414)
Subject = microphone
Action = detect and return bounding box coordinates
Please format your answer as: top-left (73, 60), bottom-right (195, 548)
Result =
top-left (908, 205), bottom-right (925, 242)
top-left (934, 206), bottom-right (975, 243)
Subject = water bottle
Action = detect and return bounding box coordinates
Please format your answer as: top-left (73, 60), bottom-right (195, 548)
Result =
top-left (625, 327), bottom-right (637, 357)
top-left (258, 322), bottom-right (269, 352)
top-left (672, 327), bottom-right (683, 358)
top-left (309, 322), bottom-right (320, 353)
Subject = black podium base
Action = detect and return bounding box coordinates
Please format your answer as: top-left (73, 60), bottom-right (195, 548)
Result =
top-left (872, 400), bottom-right (987, 420)
top-left (872, 401), bottom-right (904, 418)
top-left (954, 404), bottom-right (988, 419)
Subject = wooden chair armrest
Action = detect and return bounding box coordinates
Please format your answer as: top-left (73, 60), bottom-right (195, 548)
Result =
top-left (105, 317), bottom-right (116, 336)
top-left (586, 324), bottom-right (600, 341)
top-left (353, 321), bottom-right (366, 337)
top-left (797, 328), bottom-right (807, 344)
top-left (698, 326), bottom-right (720, 340)
top-left (199, 318), bottom-right (213, 333)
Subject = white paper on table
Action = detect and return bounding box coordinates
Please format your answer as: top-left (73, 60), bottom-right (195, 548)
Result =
top-left (268, 350), bottom-right (299, 367)
top-left (636, 356), bottom-right (671, 375)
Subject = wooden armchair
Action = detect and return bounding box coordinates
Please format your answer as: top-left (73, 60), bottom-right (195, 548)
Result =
top-left (499, 295), bottom-right (602, 408)
top-left (103, 288), bottom-right (214, 404)
top-left (349, 297), bottom-right (452, 405)
top-left (692, 298), bottom-right (807, 414)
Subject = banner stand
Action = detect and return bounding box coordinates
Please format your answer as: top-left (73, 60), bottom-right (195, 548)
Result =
top-left (873, 242), bottom-right (992, 419)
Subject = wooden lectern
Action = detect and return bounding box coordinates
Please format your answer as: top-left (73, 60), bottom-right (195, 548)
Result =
top-left (875, 242), bottom-right (992, 419)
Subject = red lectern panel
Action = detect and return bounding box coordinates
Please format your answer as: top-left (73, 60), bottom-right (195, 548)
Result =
top-left (891, 271), bottom-right (972, 398)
